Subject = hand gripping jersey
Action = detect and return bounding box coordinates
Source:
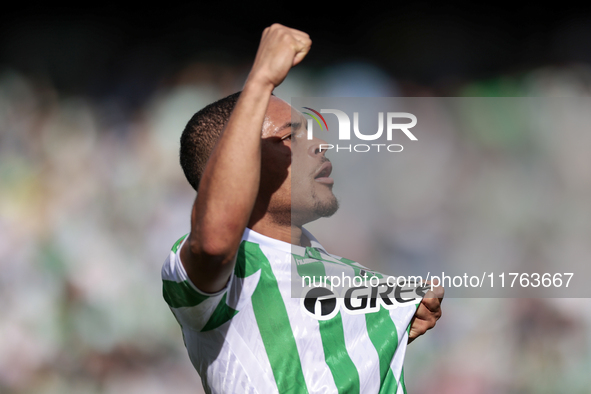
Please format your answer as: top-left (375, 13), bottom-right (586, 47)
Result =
top-left (161, 228), bottom-right (421, 394)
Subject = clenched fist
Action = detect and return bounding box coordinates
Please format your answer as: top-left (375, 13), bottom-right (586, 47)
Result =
top-left (408, 285), bottom-right (444, 343)
top-left (246, 24), bottom-right (312, 89)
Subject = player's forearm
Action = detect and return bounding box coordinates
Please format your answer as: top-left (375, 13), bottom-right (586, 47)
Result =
top-left (190, 80), bottom-right (273, 260)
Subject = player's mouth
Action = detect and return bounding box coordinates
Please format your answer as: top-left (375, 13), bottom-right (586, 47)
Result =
top-left (314, 161), bottom-right (333, 185)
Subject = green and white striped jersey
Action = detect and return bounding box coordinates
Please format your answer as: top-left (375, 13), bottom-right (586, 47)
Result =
top-left (162, 228), bottom-right (420, 394)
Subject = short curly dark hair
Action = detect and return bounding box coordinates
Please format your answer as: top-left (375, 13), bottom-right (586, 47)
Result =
top-left (179, 91), bottom-right (242, 191)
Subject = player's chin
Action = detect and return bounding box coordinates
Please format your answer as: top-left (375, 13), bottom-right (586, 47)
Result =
top-left (315, 195), bottom-right (339, 218)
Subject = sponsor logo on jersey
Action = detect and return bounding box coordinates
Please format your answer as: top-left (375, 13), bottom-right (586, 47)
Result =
top-left (301, 280), bottom-right (427, 320)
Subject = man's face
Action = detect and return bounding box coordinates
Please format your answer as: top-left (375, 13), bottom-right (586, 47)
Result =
top-left (260, 96), bottom-right (338, 226)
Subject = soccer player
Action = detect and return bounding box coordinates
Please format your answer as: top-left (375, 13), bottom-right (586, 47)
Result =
top-left (162, 24), bottom-right (443, 393)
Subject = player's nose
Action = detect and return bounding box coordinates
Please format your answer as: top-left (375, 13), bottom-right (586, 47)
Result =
top-left (308, 136), bottom-right (329, 157)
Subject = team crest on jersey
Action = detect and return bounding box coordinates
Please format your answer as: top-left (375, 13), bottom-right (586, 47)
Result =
top-left (301, 281), bottom-right (426, 320)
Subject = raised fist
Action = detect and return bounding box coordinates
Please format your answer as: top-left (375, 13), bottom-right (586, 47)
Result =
top-left (247, 24), bottom-right (312, 89)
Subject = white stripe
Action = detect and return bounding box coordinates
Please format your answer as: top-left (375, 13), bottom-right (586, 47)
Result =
top-left (224, 299), bottom-right (279, 393)
top-left (396, 380), bottom-right (405, 394)
top-left (173, 296), bottom-right (224, 332)
top-left (189, 329), bottom-right (261, 394)
top-left (388, 306), bottom-right (416, 390)
top-left (340, 311), bottom-right (381, 393)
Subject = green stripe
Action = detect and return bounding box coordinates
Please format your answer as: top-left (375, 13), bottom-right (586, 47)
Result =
top-left (163, 279), bottom-right (210, 308)
top-left (305, 247), bottom-right (322, 260)
top-left (239, 242), bottom-right (309, 393)
top-left (318, 312), bottom-right (360, 394)
top-left (366, 307), bottom-right (399, 389)
top-left (379, 368), bottom-right (399, 394)
top-left (234, 241), bottom-right (261, 278)
top-left (295, 255), bottom-right (328, 284)
top-left (201, 293), bottom-right (238, 332)
top-left (171, 234), bottom-right (188, 253)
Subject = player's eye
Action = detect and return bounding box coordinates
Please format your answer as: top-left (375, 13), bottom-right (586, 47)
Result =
top-left (281, 133), bottom-right (293, 141)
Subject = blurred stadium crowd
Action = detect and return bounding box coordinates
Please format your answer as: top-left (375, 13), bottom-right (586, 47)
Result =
top-left (2, 37), bottom-right (591, 394)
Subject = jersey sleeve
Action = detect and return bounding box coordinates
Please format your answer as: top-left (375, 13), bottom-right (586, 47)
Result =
top-left (161, 234), bottom-right (234, 332)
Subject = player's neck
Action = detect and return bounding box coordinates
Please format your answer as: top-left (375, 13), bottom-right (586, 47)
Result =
top-left (248, 219), bottom-right (309, 247)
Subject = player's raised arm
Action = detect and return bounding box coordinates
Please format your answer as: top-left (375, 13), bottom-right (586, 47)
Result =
top-left (180, 24), bottom-right (311, 293)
